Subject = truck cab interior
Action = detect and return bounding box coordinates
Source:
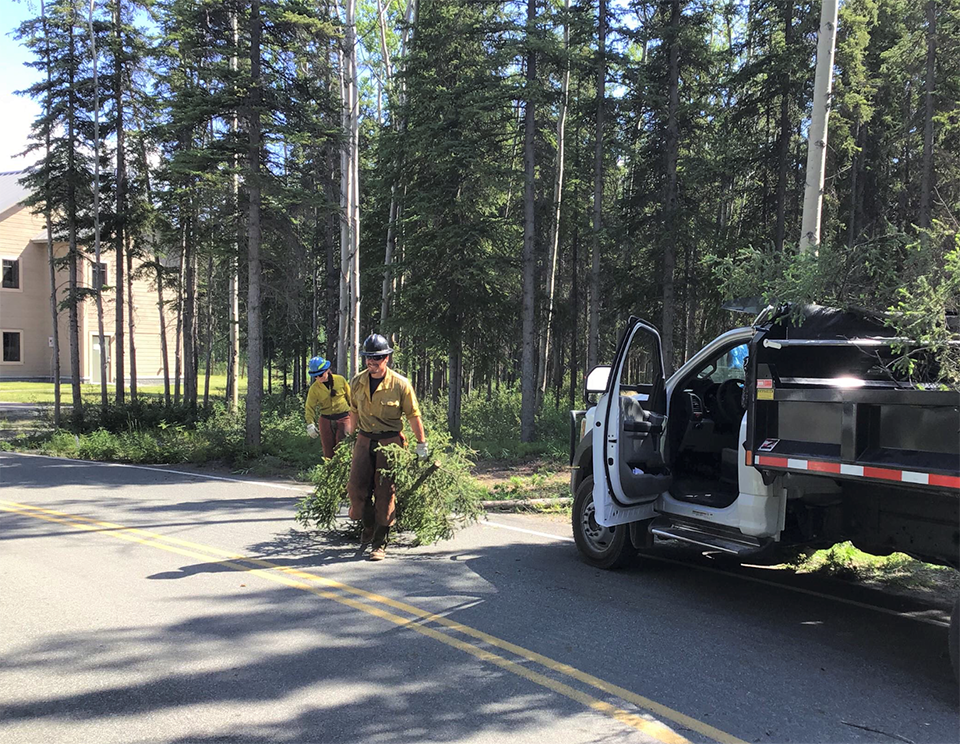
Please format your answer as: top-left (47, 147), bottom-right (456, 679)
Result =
top-left (665, 342), bottom-right (749, 508)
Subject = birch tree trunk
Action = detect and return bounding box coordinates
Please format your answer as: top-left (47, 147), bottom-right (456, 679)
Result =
top-left (338, 0), bottom-right (360, 378)
top-left (662, 0), bottom-right (681, 372)
top-left (587, 0), bottom-right (606, 371)
top-left (378, 0), bottom-right (396, 332)
top-left (89, 0), bottom-right (109, 408)
top-left (227, 9), bottom-right (241, 411)
top-left (799, 0), bottom-right (838, 253)
top-left (126, 237), bottom-right (137, 400)
top-left (174, 228), bottom-right (184, 405)
top-left (537, 0), bottom-right (570, 407)
top-left (245, 0), bottom-right (264, 447)
top-left (46, 228), bottom-right (61, 424)
top-left (203, 253), bottom-right (214, 407)
top-left (64, 4), bottom-right (83, 425)
top-left (380, 189), bottom-right (398, 332)
top-left (137, 133), bottom-right (165, 405)
top-left (113, 0), bottom-right (126, 402)
top-left (183, 209), bottom-right (197, 409)
top-left (326, 142), bottom-right (340, 360)
top-left (41, 0), bottom-right (62, 427)
top-left (349, 26), bottom-right (361, 376)
top-left (520, 0), bottom-right (537, 443)
top-left (379, 0), bottom-right (416, 335)
top-left (376, 0), bottom-right (394, 91)
top-left (156, 257), bottom-right (170, 406)
top-left (337, 23), bottom-right (350, 376)
top-left (919, 0), bottom-right (936, 233)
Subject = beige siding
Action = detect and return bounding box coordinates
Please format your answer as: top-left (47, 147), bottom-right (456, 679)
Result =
top-left (80, 253), bottom-right (178, 384)
top-left (0, 204), bottom-right (180, 384)
top-left (0, 208), bottom-right (70, 380)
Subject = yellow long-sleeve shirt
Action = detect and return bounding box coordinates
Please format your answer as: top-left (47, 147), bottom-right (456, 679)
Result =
top-left (305, 374), bottom-right (352, 424)
top-left (349, 367), bottom-right (421, 434)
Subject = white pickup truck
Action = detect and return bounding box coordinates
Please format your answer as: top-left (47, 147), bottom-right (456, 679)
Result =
top-left (569, 305), bottom-right (960, 674)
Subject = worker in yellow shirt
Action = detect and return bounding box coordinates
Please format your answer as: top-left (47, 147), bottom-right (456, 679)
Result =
top-left (347, 334), bottom-right (428, 561)
top-left (305, 355), bottom-right (354, 459)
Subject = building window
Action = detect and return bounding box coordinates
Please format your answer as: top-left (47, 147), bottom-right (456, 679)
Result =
top-left (2, 331), bottom-right (21, 363)
top-left (92, 262), bottom-right (108, 290)
top-left (1, 258), bottom-right (19, 289)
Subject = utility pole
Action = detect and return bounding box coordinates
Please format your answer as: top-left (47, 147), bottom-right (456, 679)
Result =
top-left (798, 0), bottom-right (838, 254)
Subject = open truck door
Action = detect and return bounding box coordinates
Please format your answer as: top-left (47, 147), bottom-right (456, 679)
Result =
top-left (591, 317), bottom-right (673, 528)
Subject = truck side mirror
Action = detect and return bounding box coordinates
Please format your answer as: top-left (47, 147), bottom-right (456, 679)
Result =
top-left (584, 365), bottom-right (611, 403)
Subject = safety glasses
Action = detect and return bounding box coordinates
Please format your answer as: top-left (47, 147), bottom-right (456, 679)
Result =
top-left (366, 354), bottom-right (387, 362)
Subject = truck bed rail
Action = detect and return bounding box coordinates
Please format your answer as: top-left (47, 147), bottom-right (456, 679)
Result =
top-left (747, 337), bottom-right (959, 493)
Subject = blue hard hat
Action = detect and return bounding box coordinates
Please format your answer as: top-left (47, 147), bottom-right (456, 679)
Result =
top-left (308, 356), bottom-right (331, 377)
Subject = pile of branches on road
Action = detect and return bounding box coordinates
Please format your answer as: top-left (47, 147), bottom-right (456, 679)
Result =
top-left (295, 431), bottom-right (484, 545)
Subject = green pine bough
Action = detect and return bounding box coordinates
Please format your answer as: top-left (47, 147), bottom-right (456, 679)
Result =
top-left (705, 227), bottom-right (960, 386)
top-left (295, 432), bottom-right (485, 546)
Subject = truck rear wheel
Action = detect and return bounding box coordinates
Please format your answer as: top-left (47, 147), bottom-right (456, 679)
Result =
top-left (573, 475), bottom-right (637, 570)
top-left (950, 596), bottom-right (959, 681)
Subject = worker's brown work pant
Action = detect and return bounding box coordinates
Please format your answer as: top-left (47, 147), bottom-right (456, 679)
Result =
top-left (318, 415), bottom-right (349, 459)
top-left (347, 432), bottom-right (405, 528)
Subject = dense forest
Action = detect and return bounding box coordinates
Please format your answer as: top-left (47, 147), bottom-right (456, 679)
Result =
top-left (15, 0), bottom-right (960, 445)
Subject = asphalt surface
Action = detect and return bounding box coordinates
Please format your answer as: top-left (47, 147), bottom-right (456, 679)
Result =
top-left (1, 451), bottom-right (957, 744)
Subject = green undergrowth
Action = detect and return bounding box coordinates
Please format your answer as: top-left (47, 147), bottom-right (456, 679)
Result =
top-left (485, 471), bottom-right (569, 501)
top-left (782, 541), bottom-right (960, 599)
top-left (418, 387), bottom-right (570, 462)
top-left (3, 395), bottom-right (323, 475)
top-left (295, 431), bottom-right (485, 545)
top-left (2, 385), bottom-right (573, 487)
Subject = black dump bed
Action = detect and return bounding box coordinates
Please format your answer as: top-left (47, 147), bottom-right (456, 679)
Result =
top-left (745, 305), bottom-right (960, 492)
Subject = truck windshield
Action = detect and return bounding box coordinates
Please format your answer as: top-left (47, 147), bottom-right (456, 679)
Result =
top-left (697, 343), bottom-right (748, 383)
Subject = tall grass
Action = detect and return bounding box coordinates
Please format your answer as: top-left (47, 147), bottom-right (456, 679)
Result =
top-left (7, 382), bottom-right (572, 470)
top-left (10, 394), bottom-right (315, 473)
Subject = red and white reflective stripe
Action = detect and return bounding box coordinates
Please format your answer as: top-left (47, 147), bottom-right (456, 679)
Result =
top-left (757, 379), bottom-right (774, 389)
top-left (754, 454), bottom-right (960, 490)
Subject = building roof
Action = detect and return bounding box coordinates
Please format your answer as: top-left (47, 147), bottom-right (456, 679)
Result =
top-left (0, 170), bottom-right (30, 217)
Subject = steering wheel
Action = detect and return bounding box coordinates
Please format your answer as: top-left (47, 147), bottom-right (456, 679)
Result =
top-left (715, 379), bottom-right (745, 425)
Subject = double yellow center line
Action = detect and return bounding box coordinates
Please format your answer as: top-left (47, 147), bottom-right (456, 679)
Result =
top-left (0, 498), bottom-right (747, 744)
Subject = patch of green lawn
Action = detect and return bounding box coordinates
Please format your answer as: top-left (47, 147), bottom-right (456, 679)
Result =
top-left (0, 375), bottom-right (248, 405)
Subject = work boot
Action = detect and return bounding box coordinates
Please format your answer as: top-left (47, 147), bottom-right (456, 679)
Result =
top-left (369, 526), bottom-right (389, 561)
top-left (359, 505), bottom-right (376, 546)
top-left (360, 524), bottom-right (375, 547)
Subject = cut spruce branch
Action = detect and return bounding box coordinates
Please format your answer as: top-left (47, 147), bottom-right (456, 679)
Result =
top-left (295, 433), bottom-right (484, 546)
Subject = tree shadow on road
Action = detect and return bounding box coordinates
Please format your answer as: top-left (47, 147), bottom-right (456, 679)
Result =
top-left (3, 451), bottom-right (957, 742)
top-left (0, 580), bottom-right (640, 744)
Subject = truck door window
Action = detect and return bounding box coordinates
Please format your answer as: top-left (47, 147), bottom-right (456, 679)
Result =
top-left (621, 333), bottom-right (658, 395)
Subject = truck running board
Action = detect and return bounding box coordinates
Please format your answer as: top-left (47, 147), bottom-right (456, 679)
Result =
top-left (649, 518), bottom-right (763, 556)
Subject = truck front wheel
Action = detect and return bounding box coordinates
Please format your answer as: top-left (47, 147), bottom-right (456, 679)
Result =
top-left (573, 475), bottom-right (637, 570)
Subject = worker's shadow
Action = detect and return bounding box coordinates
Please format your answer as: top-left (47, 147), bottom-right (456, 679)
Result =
top-left (147, 524), bottom-right (368, 580)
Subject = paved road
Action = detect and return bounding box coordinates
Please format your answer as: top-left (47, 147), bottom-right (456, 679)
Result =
top-left (0, 452), bottom-right (957, 744)
top-left (0, 401), bottom-right (69, 413)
